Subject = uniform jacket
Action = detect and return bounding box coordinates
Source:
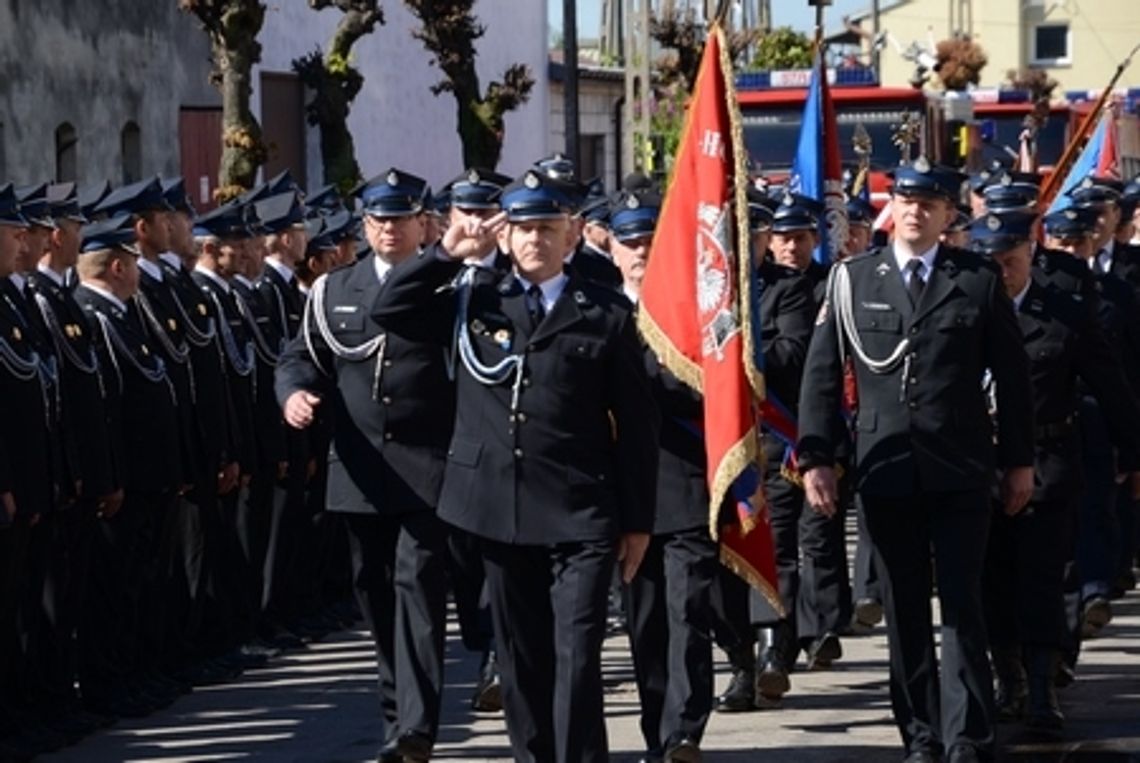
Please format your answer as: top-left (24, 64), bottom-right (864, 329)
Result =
top-left (0, 288), bottom-right (55, 517)
top-left (569, 243), bottom-right (623, 290)
top-left (193, 270), bottom-right (259, 473)
top-left (233, 277), bottom-right (288, 467)
top-left (1018, 275), bottom-right (1140, 500)
top-left (275, 252), bottom-right (455, 516)
top-left (26, 269), bottom-right (115, 500)
top-left (373, 251), bottom-right (660, 545)
top-left (796, 245), bottom-right (1035, 497)
top-left (73, 285), bottom-right (182, 494)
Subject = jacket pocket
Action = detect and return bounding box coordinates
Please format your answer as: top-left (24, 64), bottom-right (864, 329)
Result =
top-left (447, 437), bottom-right (482, 468)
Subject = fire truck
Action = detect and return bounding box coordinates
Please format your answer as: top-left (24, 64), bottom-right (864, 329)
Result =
top-left (736, 67), bottom-right (1140, 204)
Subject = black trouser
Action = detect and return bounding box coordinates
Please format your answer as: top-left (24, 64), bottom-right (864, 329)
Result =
top-left (447, 528), bottom-right (493, 654)
top-left (482, 538), bottom-right (615, 763)
top-left (123, 489), bottom-right (180, 677)
top-left (852, 494), bottom-right (882, 605)
top-left (625, 527), bottom-right (718, 755)
top-left (237, 467), bottom-right (275, 636)
top-left (983, 498), bottom-right (1071, 650)
top-left (343, 510), bottom-right (448, 746)
top-left (863, 489), bottom-right (995, 759)
top-left (0, 518), bottom-right (31, 730)
top-left (710, 563), bottom-right (753, 654)
top-left (78, 505), bottom-right (132, 700)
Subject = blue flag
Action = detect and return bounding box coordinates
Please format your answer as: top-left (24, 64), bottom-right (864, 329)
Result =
top-left (788, 50), bottom-right (847, 265)
top-left (1047, 113), bottom-right (1111, 213)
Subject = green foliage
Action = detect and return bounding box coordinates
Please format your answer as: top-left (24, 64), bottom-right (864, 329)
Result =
top-left (750, 26), bottom-right (813, 70)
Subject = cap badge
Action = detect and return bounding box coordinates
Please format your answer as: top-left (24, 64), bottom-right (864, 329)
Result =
top-left (387, 170), bottom-right (400, 187)
top-left (1000, 173), bottom-right (1013, 187)
top-left (1064, 209), bottom-right (1078, 220)
top-left (986, 215), bottom-right (1002, 231)
top-left (626, 194), bottom-right (640, 209)
top-left (467, 169), bottom-right (481, 185)
top-left (1080, 176), bottom-right (1094, 190)
top-left (524, 172), bottom-right (541, 190)
top-left (913, 156), bottom-right (931, 173)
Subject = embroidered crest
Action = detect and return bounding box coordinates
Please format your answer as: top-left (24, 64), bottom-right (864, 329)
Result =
top-left (695, 201), bottom-right (738, 359)
top-left (875, 261), bottom-right (891, 276)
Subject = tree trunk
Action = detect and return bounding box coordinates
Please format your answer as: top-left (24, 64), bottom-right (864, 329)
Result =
top-left (218, 42), bottom-right (266, 198)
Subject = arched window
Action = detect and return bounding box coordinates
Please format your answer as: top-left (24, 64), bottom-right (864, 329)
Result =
top-left (121, 121), bottom-right (142, 184)
top-left (55, 122), bottom-right (78, 182)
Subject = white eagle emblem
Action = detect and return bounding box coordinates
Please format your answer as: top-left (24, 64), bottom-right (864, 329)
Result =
top-left (696, 201), bottom-right (739, 359)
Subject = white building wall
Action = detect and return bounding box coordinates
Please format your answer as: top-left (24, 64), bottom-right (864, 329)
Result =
top-left (254, 0), bottom-right (550, 191)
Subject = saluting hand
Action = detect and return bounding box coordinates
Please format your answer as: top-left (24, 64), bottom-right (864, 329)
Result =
top-left (804, 466), bottom-right (839, 518)
top-left (618, 532), bottom-right (650, 583)
top-left (441, 210), bottom-right (508, 261)
top-left (284, 390), bottom-right (322, 430)
top-left (1001, 465), bottom-right (1034, 516)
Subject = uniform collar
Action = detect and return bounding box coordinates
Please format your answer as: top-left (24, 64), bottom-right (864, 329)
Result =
top-left (373, 254), bottom-right (393, 285)
top-left (81, 282), bottom-right (128, 313)
top-left (137, 257), bottom-right (163, 282)
top-left (7, 272), bottom-right (26, 293)
top-left (194, 263), bottom-right (231, 293)
top-left (35, 263), bottom-right (65, 287)
top-left (892, 240), bottom-right (939, 279)
top-left (159, 251), bottom-right (184, 271)
top-left (1011, 278), bottom-right (1032, 311)
top-left (514, 270), bottom-right (568, 313)
top-left (264, 255), bottom-right (294, 283)
top-left (233, 274), bottom-right (254, 290)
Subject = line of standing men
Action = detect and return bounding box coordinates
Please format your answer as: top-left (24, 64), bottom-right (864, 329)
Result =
top-left (0, 173), bottom-right (363, 762)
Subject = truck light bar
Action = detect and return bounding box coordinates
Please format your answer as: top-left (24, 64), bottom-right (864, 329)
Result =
top-left (736, 67), bottom-right (878, 90)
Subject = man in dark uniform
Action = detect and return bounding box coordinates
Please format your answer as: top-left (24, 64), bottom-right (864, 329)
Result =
top-left (970, 209), bottom-right (1140, 733)
top-left (797, 159), bottom-right (1035, 763)
top-left (436, 167), bottom-right (512, 712)
top-left (0, 185), bottom-right (68, 759)
top-left (277, 169), bottom-right (452, 763)
top-left (607, 186), bottom-right (719, 761)
top-left (713, 192), bottom-right (815, 712)
top-left (94, 179), bottom-right (211, 695)
top-left (754, 195), bottom-right (852, 689)
top-left (25, 183), bottom-right (121, 736)
top-left (378, 169), bottom-right (660, 762)
top-left (72, 213), bottom-right (185, 719)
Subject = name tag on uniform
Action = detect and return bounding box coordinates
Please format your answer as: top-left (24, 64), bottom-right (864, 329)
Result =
top-left (860, 302), bottom-right (893, 311)
top-left (332, 305), bottom-right (358, 314)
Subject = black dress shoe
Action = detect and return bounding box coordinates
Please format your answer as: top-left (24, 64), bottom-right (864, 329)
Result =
top-left (395, 730), bottom-right (433, 763)
top-left (471, 650), bottom-right (502, 712)
top-left (854, 598), bottom-right (884, 627)
top-left (663, 736), bottom-right (702, 763)
top-left (714, 644), bottom-right (756, 712)
top-left (946, 744), bottom-right (981, 763)
top-left (805, 632), bottom-right (842, 671)
top-left (902, 751), bottom-right (938, 763)
top-left (377, 739), bottom-right (401, 763)
top-left (1080, 596), bottom-right (1111, 637)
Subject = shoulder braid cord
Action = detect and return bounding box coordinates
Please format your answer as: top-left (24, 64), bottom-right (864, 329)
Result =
top-left (134, 290), bottom-right (196, 405)
top-left (827, 261), bottom-right (914, 402)
top-left (166, 283), bottom-right (218, 348)
top-left (93, 311), bottom-right (177, 407)
top-left (0, 336), bottom-right (53, 430)
top-left (452, 267), bottom-right (526, 413)
top-left (303, 274), bottom-right (389, 401)
top-left (233, 290), bottom-right (281, 366)
top-left (206, 291), bottom-right (254, 379)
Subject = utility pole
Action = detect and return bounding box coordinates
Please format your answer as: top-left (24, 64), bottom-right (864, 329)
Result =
top-left (623, 0), bottom-right (652, 175)
top-left (563, 0), bottom-right (581, 167)
top-left (871, 0), bottom-right (881, 78)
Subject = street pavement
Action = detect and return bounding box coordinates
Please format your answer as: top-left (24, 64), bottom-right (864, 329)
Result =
top-left (44, 585), bottom-right (1140, 762)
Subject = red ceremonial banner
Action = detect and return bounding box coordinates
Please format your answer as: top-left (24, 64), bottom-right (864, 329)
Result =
top-left (637, 26), bottom-right (781, 612)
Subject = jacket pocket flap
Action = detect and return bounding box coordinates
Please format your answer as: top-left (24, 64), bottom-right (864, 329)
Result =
top-left (447, 438), bottom-right (482, 467)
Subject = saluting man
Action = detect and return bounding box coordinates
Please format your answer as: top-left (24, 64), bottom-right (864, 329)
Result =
top-left (276, 169), bottom-right (452, 763)
top-left (797, 159), bottom-right (1035, 763)
top-left (375, 169), bottom-right (660, 763)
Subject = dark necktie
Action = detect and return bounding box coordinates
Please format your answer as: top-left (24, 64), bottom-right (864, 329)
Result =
top-left (526, 284), bottom-right (545, 331)
top-left (1092, 251), bottom-right (1107, 275)
top-left (906, 259), bottom-right (926, 308)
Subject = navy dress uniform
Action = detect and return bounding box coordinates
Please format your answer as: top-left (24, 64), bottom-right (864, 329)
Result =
top-left (797, 162), bottom-right (1035, 762)
top-left (969, 210), bottom-right (1140, 732)
top-left (375, 170), bottom-right (660, 763)
top-left (275, 169), bottom-right (453, 763)
top-left (607, 188), bottom-right (721, 760)
top-left (752, 195), bottom-right (851, 694)
top-left (0, 187), bottom-right (60, 752)
top-left (71, 214), bottom-right (185, 718)
top-left (436, 167), bottom-right (512, 710)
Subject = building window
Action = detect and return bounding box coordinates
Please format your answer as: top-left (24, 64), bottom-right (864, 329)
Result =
top-left (1031, 24), bottom-right (1070, 66)
top-left (121, 121), bottom-right (142, 184)
top-left (55, 123), bottom-right (78, 182)
top-left (577, 134), bottom-right (606, 187)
